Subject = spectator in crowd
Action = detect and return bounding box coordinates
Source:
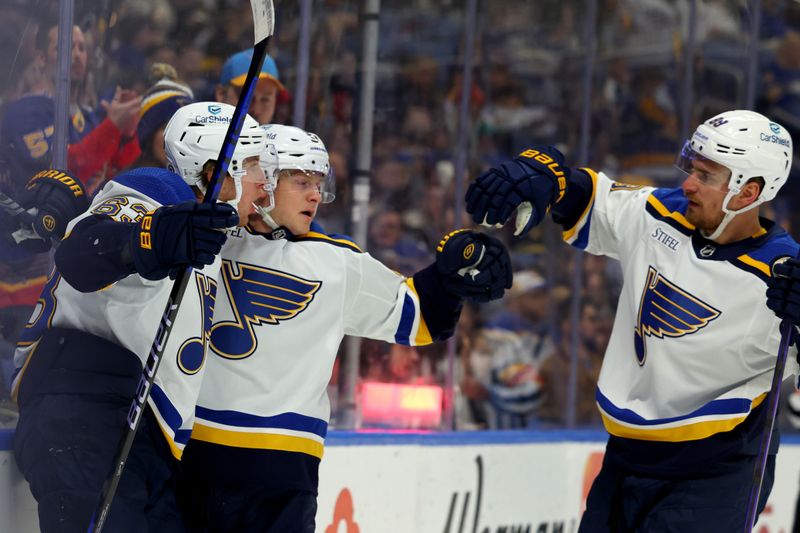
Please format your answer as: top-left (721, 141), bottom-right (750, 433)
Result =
top-left (457, 271), bottom-right (556, 429)
top-left (0, 20), bottom-right (142, 414)
top-left (0, 20), bottom-right (142, 192)
top-left (538, 300), bottom-right (606, 427)
top-left (367, 209), bottom-right (431, 276)
top-left (135, 63), bottom-right (194, 168)
top-left (215, 49), bottom-right (285, 125)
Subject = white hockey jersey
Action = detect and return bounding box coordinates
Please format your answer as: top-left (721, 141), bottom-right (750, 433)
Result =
top-left (12, 175), bottom-right (219, 459)
top-left (191, 228), bottom-right (433, 459)
top-left (565, 169), bottom-right (799, 443)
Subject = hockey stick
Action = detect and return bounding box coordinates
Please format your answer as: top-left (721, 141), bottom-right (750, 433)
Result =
top-left (0, 189), bottom-right (53, 245)
top-left (87, 2), bottom-right (275, 532)
top-left (743, 319), bottom-right (796, 531)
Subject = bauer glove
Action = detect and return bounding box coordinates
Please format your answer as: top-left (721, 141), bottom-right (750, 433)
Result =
top-left (465, 145), bottom-right (568, 236)
top-left (435, 229), bottom-right (512, 302)
top-left (10, 169), bottom-right (89, 252)
top-left (130, 201), bottom-right (238, 280)
top-left (767, 256), bottom-right (800, 325)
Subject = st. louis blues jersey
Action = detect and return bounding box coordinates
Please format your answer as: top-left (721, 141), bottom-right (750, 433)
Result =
top-left (563, 169), bottom-right (799, 471)
top-left (12, 169), bottom-right (219, 459)
top-left (185, 227), bottom-right (440, 489)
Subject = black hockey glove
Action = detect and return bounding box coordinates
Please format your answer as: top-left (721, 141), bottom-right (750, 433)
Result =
top-left (436, 229), bottom-right (512, 303)
top-left (766, 257), bottom-right (800, 325)
top-left (130, 201), bottom-right (238, 280)
top-left (11, 169), bottom-right (89, 252)
top-left (465, 145), bottom-right (568, 236)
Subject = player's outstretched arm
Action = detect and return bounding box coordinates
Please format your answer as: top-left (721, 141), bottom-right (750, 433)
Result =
top-left (55, 201), bottom-right (238, 292)
top-left (465, 145), bottom-right (594, 236)
top-left (411, 229), bottom-right (513, 340)
top-left (1, 169), bottom-right (89, 253)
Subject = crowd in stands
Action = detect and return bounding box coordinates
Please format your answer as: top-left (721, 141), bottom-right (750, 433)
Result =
top-left (0, 0), bottom-right (798, 432)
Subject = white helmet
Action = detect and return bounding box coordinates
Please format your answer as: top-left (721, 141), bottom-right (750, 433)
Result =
top-left (164, 101), bottom-right (267, 193)
top-left (675, 110), bottom-right (793, 239)
top-left (256, 124), bottom-right (335, 228)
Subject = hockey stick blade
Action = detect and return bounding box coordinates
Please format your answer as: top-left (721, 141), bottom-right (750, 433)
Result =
top-left (0, 190), bottom-right (51, 245)
top-left (87, 2), bottom-right (275, 532)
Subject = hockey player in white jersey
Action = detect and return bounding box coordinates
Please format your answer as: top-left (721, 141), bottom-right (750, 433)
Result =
top-left (175, 124), bottom-right (513, 533)
top-left (465, 110), bottom-right (799, 531)
top-left (11, 101), bottom-right (267, 532)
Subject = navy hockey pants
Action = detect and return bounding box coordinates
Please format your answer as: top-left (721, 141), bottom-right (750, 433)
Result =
top-left (13, 327), bottom-right (184, 533)
top-left (578, 451), bottom-right (775, 532)
top-left (177, 478), bottom-right (317, 533)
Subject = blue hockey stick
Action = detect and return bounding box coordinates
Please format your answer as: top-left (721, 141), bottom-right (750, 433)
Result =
top-left (87, 2), bottom-right (275, 531)
top-left (743, 319), bottom-right (796, 531)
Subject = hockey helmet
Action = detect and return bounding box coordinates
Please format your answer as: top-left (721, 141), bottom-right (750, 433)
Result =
top-left (256, 124), bottom-right (335, 227)
top-left (675, 110), bottom-right (793, 214)
top-left (163, 101), bottom-right (267, 195)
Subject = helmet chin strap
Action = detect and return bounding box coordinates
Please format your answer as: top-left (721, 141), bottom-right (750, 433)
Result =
top-left (703, 188), bottom-right (762, 241)
top-left (255, 181), bottom-right (280, 229)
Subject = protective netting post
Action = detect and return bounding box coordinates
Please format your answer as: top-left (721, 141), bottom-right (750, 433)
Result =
top-left (339, 0), bottom-right (381, 429)
top-left (443, 0), bottom-right (480, 432)
top-left (292, 0), bottom-right (313, 129)
top-left (744, 0), bottom-right (762, 109)
top-left (52, 0), bottom-right (75, 170)
top-left (566, 0), bottom-right (598, 429)
top-left (679, 0), bottom-right (698, 144)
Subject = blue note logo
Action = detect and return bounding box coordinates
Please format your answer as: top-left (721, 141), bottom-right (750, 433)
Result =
top-left (634, 267), bottom-right (721, 365)
top-left (211, 260), bottom-right (322, 360)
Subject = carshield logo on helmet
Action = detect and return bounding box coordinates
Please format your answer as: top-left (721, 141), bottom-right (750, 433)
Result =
top-left (208, 105), bottom-right (222, 115)
top-left (770, 122), bottom-right (781, 134)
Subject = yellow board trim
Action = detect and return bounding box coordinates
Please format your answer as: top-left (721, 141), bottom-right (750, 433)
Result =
top-left (191, 423), bottom-right (324, 459)
top-left (736, 254), bottom-right (771, 277)
top-left (600, 393), bottom-right (767, 442)
top-left (404, 277), bottom-right (433, 345)
top-left (562, 168), bottom-right (599, 242)
top-left (646, 195), bottom-right (696, 231)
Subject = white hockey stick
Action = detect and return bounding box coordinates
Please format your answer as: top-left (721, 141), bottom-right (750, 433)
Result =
top-left (87, 3), bottom-right (275, 532)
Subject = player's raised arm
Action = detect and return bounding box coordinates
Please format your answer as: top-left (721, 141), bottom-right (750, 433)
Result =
top-left (54, 169), bottom-right (237, 293)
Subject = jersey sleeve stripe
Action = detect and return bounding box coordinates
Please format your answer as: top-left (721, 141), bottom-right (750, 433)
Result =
top-left (404, 278), bottom-right (433, 345)
top-left (394, 292), bottom-right (416, 345)
top-left (562, 167), bottom-right (598, 248)
top-left (191, 423), bottom-right (324, 459)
